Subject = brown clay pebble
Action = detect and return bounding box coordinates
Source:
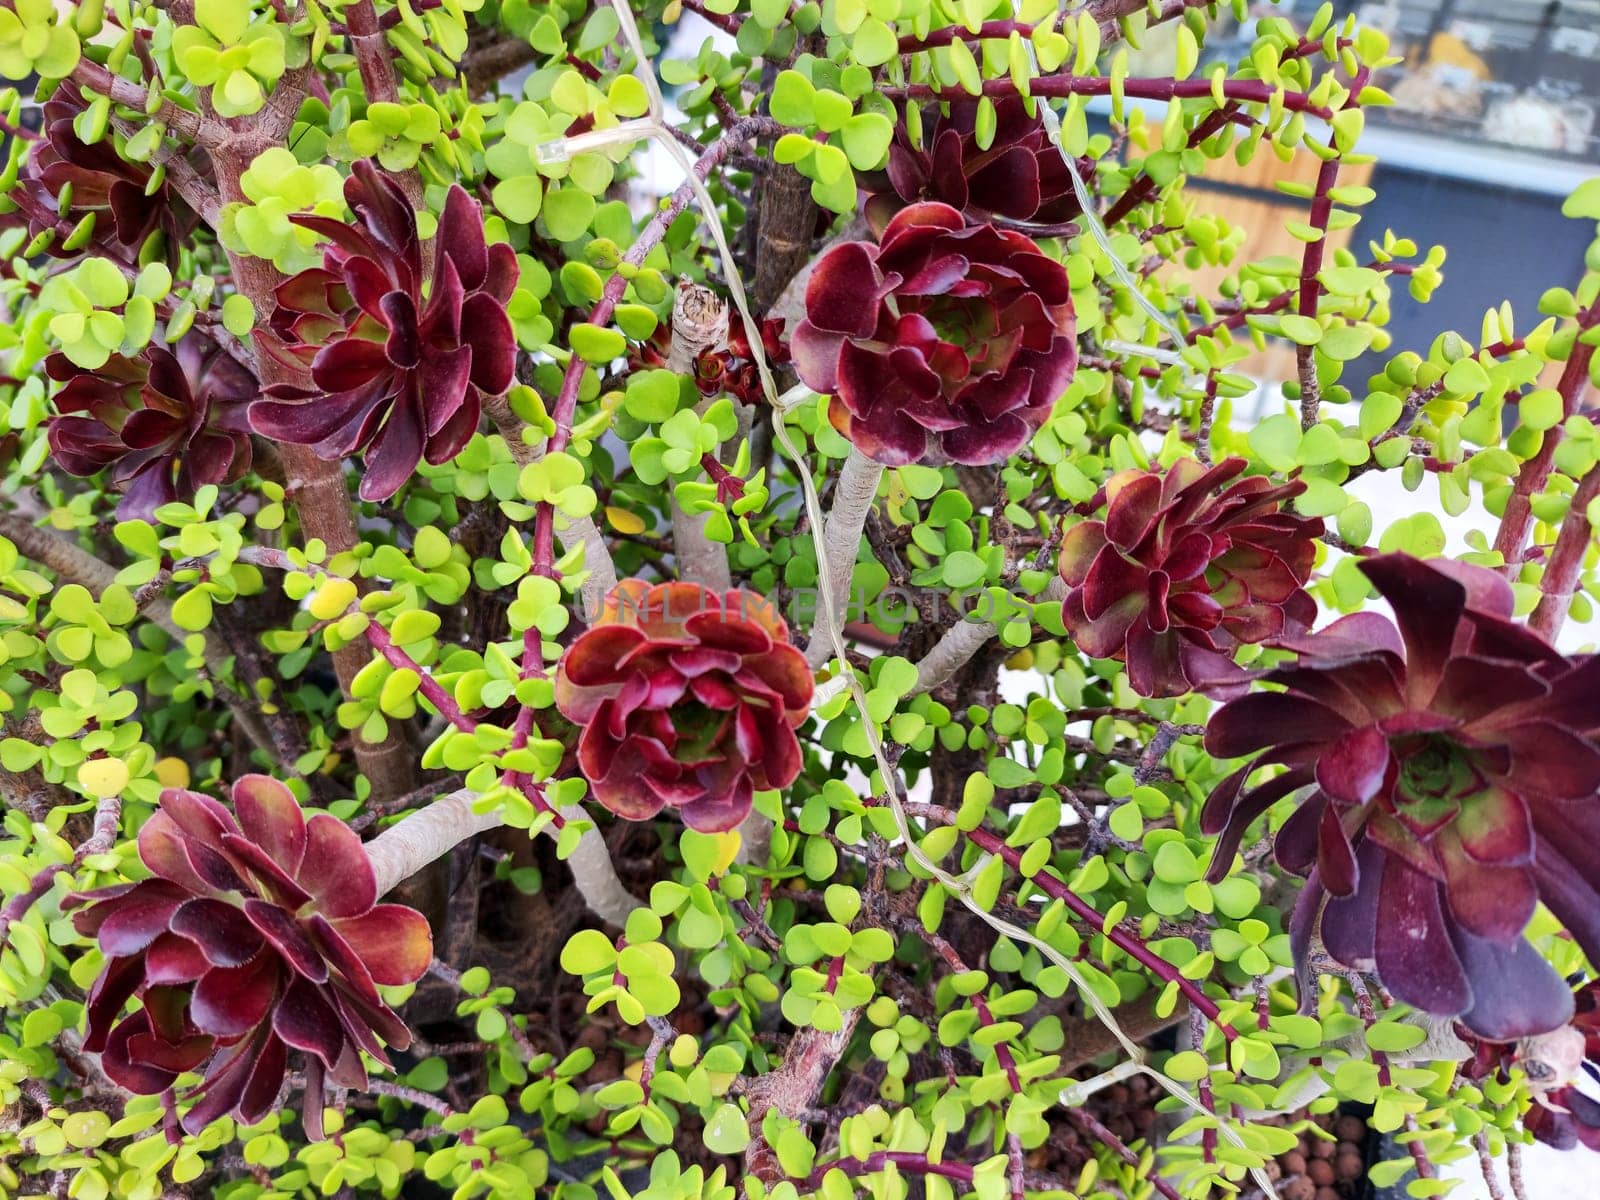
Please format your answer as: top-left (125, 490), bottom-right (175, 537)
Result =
top-left (1261, 1159), bottom-right (1283, 1181)
top-left (1335, 1116), bottom-right (1366, 1142)
top-left (1280, 1179), bottom-right (1316, 1200)
top-left (1310, 1137), bottom-right (1336, 1158)
top-left (1335, 1149), bottom-right (1365, 1180)
top-left (1280, 1151), bottom-right (1307, 1177)
top-left (1316, 1189), bottom-right (1341, 1200)
top-left (1307, 1159), bottom-right (1335, 1187)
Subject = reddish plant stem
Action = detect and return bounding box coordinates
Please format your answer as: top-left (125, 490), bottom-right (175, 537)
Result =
top-left (345, 0), bottom-right (423, 206)
top-left (1294, 66), bottom-right (1370, 428)
top-left (963, 827), bottom-right (1237, 1039)
top-left (1295, 152), bottom-right (1344, 426)
top-left (1186, 1008), bottom-right (1219, 1165)
top-left (897, 19), bottom-right (1036, 52)
top-left (638, 1017), bottom-right (675, 1101)
top-left (362, 621), bottom-right (474, 732)
top-left (1494, 300), bottom-right (1600, 572)
top-left (679, 0), bottom-right (745, 35)
top-left (881, 74), bottom-right (1332, 118)
top-left (805, 1151), bottom-right (975, 1187)
top-left (1529, 464), bottom-right (1600, 639)
top-left (1184, 261), bottom-right (1411, 342)
top-left (1101, 37), bottom-right (1346, 229)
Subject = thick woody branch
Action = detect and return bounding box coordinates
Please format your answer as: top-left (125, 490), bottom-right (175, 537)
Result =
top-left (364, 789), bottom-right (638, 926)
top-left (803, 449), bottom-right (885, 667)
top-left (911, 577), bottom-right (1069, 694)
top-left (69, 58), bottom-right (211, 145)
top-left (667, 282), bottom-right (732, 592)
top-left (206, 127), bottom-right (417, 800)
top-left (366, 788), bottom-right (505, 897)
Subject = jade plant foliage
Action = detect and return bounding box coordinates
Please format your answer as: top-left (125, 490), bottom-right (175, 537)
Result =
top-left (2, 0), bottom-right (1600, 1197)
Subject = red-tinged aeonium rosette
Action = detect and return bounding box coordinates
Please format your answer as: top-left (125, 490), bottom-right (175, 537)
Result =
top-left (555, 580), bottom-right (812, 833)
top-left (1202, 553), bottom-right (1600, 1040)
top-left (45, 337), bottom-right (256, 521)
top-left (859, 98), bottom-right (1081, 235)
top-left (792, 201), bottom-right (1076, 468)
top-left (1058, 457), bottom-right (1323, 698)
top-left (68, 777), bottom-right (431, 1139)
top-left (248, 160), bottom-right (517, 502)
top-left (14, 91), bottom-right (196, 261)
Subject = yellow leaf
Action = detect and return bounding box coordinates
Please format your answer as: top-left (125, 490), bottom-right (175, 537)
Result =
top-left (78, 757), bottom-right (129, 799)
top-left (308, 577), bottom-right (357, 620)
top-left (711, 830), bottom-right (741, 875)
top-left (154, 757), bottom-right (190, 788)
top-left (605, 506), bottom-right (646, 536)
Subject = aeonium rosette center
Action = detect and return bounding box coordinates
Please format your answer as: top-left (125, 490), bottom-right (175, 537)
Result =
top-left (792, 201), bottom-right (1076, 467)
top-left (555, 580), bottom-right (812, 833)
top-left (68, 777), bottom-right (431, 1139)
top-left (1202, 553), bottom-right (1600, 1039)
top-left (1058, 457), bottom-right (1323, 698)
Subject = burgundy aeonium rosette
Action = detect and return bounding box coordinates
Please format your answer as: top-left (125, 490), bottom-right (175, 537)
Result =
top-left (68, 777), bottom-right (431, 1138)
top-left (45, 337), bottom-right (256, 520)
top-left (792, 201), bottom-right (1076, 467)
top-left (1202, 553), bottom-right (1600, 1039)
top-left (248, 160), bottom-right (517, 502)
top-left (555, 580), bottom-right (812, 833)
top-left (1058, 457), bottom-right (1323, 698)
top-left (14, 91), bottom-right (196, 261)
top-left (860, 98), bottom-right (1080, 235)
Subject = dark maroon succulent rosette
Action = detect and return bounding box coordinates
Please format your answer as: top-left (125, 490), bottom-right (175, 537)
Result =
top-left (1058, 457), bottom-right (1322, 699)
top-left (861, 98), bottom-right (1080, 235)
top-left (554, 580), bottom-right (813, 834)
top-left (792, 201), bottom-right (1076, 467)
top-left (12, 91), bottom-right (196, 261)
top-left (630, 315), bottom-right (790, 408)
top-left (45, 336), bottom-right (256, 520)
top-left (68, 776), bottom-right (431, 1139)
top-left (1202, 553), bottom-right (1600, 1040)
top-left (248, 160), bottom-right (517, 502)
top-left (699, 316), bottom-right (790, 407)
